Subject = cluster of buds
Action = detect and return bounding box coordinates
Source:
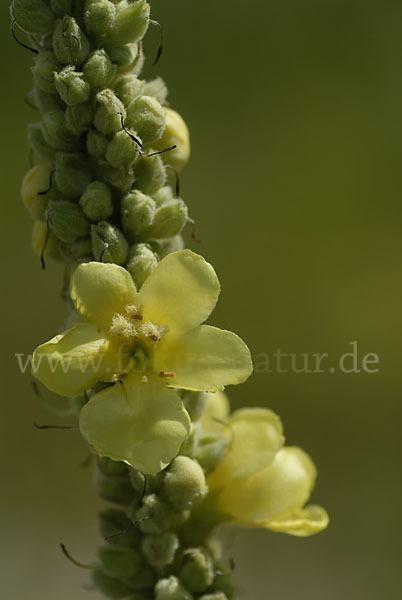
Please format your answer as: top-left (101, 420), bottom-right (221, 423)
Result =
top-left (15, 0), bottom-right (190, 287)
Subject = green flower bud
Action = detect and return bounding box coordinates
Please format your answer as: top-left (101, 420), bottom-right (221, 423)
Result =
top-left (42, 110), bottom-right (82, 152)
top-left (209, 568), bottom-right (235, 600)
top-left (99, 508), bottom-right (141, 549)
top-left (54, 67), bottom-right (90, 106)
top-left (102, 0), bottom-right (150, 46)
top-left (182, 393), bottom-right (208, 422)
top-left (80, 180), bottom-right (113, 221)
top-left (179, 424), bottom-right (198, 458)
top-left (98, 160), bottom-right (136, 192)
top-left (33, 86), bottom-right (64, 113)
top-left (152, 234), bottom-right (185, 259)
top-left (92, 567), bottom-right (132, 600)
top-left (162, 457), bottom-right (207, 510)
top-left (28, 122), bottom-right (56, 166)
top-left (131, 494), bottom-right (171, 535)
top-left (94, 89), bottom-right (126, 135)
top-left (83, 49), bottom-right (116, 90)
top-left (12, 0), bottom-right (55, 34)
top-left (32, 220), bottom-right (61, 261)
top-left (133, 154), bottom-right (167, 196)
top-left (141, 532), bottom-right (179, 568)
top-left (128, 468), bottom-right (146, 493)
top-left (21, 165), bottom-right (52, 220)
top-left (98, 456), bottom-right (128, 477)
top-left (114, 74), bottom-right (144, 106)
top-left (106, 130), bottom-right (141, 169)
top-left (199, 594), bottom-right (228, 600)
top-left (87, 129), bottom-right (108, 158)
top-left (95, 463), bottom-right (135, 506)
top-left (127, 96), bottom-right (165, 145)
top-left (153, 108), bottom-right (190, 171)
top-left (195, 434), bottom-right (229, 472)
top-left (67, 236), bottom-right (93, 259)
top-left (91, 221), bottom-right (129, 264)
top-left (121, 191), bottom-right (156, 241)
top-left (31, 51), bottom-right (60, 94)
top-left (179, 548), bottom-right (214, 594)
top-left (84, 0), bottom-right (116, 36)
top-left (153, 185), bottom-right (174, 207)
top-left (126, 242), bottom-right (158, 289)
top-left (52, 16), bottom-right (90, 66)
top-left (55, 153), bottom-right (93, 198)
top-left (98, 546), bottom-right (143, 580)
top-left (149, 199), bottom-right (188, 240)
top-left (143, 77), bottom-right (168, 105)
top-left (108, 43), bottom-right (140, 70)
top-left (49, 199), bottom-right (91, 242)
top-left (154, 576), bottom-right (193, 600)
top-left (65, 101), bottom-right (94, 135)
top-left (50, 0), bottom-right (73, 17)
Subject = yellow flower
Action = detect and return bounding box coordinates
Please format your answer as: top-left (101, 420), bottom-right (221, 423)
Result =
top-left (32, 250), bottom-right (252, 473)
top-left (203, 396), bottom-right (329, 537)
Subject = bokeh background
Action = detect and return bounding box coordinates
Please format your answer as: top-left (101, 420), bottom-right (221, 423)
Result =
top-left (1, 1), bottom-right (402, 598)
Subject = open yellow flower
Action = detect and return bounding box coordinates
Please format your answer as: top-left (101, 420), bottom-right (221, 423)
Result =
top-left (32, 250), bottom-right (252, 473)
top-left (203, 397), bottom-right (329, 537)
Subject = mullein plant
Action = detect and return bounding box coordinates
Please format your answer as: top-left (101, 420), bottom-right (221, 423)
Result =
top-left (12, 1), bottom-right (329, 598)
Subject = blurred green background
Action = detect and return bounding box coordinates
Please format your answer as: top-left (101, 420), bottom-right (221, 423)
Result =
top-left (1, 0), bottom-right (402, 598)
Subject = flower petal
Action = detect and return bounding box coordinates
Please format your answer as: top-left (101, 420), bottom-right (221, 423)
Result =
top-left (70, 262), bottom-right (137, 331)
top-left (199, 391), bottom-right (230, 436)
top-left (216, 447), bottom-right (317, 525)
top-left (32, 323), bottom-right (121, 397)
top-left (138, 250), bottom-right (220, 336)
top-left (208, 408), bottom-right (285, 488)
top-left (79, 375), bottom-right (191, 475)
top-left (156, 325), bottom-right (253, 392)
top-left (266, 505), bottom-right (329, 537)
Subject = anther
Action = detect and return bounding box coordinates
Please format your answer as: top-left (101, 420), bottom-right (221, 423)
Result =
top-left (10, 19), bottom-right (39, 54)
top-left (118, 112), bottom-right (143, 148)
top-left (111, 373), bottom-right (128, 383)
top-left (150, 19), bottom-right (164, 66)
top-left (159, 371), bottom-right (176, 378)
top-left (60, 544), bottom-right (93, 569)
top-left (38, 170), bottom-right (55, 196)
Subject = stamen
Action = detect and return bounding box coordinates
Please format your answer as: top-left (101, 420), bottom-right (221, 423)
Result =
top-left (111, 373), bottom-right (128, 383)
top-left (159, 371), bottom-right (176, 378)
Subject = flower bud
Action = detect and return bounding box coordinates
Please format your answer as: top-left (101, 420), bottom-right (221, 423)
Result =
top-left (31, 51), bottom-right (60, 94)
top-left (21, 165), bottom-right (52, 220)
top-left (84, 0), bottom-right (116, 36)
top-left (149, 199), bottom-right (188, 240)
top-left (126, 242), bottom-right (158, 288)
top-left (87, 129), bottom-right (108, 158)
top-left (98, 508), bottom-right (141, 549)
top-left (80, 181), bottom-right (113, 221)
top-left (154, 576), bottom-right (193, 600)
top-left (92, 567), bottom-right (132, 599)
top-left (162, 457), bottom-right (207, 510)
top-left (128, 468), bottom-right (146, 493)
top-left (98, 546), bottom-right (143, 580)
top-left (12, 0), bottom-right (55, 34)
top-left (52, 16), bottom-right (90, 66)
top-left (179, 548), bottom-right (214, 594)
top-left (67, 236), bottom-right (92, 259)
top-left (121, 191), bottom-right (156, 241)
top-left (83, 49), bottom-right (116, 90)
top-left (94, 89), bottom-right (126, 135)
top-left (126, 96), bottom-right (165, 145)
top-left (98, 456), bottom-right (128, 477)
top-left (98, 161), bottom-right (135, 192)
top-left (50, 0), bottom-right (72, 17)
top-left (28, 122), bottom-right (56, 166)
top-left (152, 234), bottom-right (185, 259)
top-left (182, 392), bottom-right (208, 422)
top-left (114, 74), bottom-right (144, 106)
top-left (106, 130), bottom-right (141, 169)
top-left (108, 42), bottom-right (140, 70)
top-left (33, 86), bottom-right (64, 113)
top-left (49, 200), bottom-right (91, 243)
top-left (153, 108), bottom-right (190, 171)
top-left (55, 153), bottom-right (92, 198)
top-left (94, 462), bottom-right (135, 506)
top-left (91, 221), bottom-right (129, 264)
top-left (141, 532), bottom-right (179, 568)
top-left (54, 67), bottom-right (90, 106)
top-left (133, 154), bottom-right (167, 196)
top-left (32, 220), bottom-right (61, 260)
top-left (199, 594), bottom-right (228, 600)
top-left (102, 0), bottom-right (150, 46)
top-left (153, 185), bottom-right (174, 207)
top-left (209, 568), bottom-right (235, 600)
top-left (195, 435), bottom-right (229, 472)
top-left (42, 110), bottom-right (83, 152)
top-left (65, 101), bottom-right (94, 135)
top-left (131, 494), bottom-right (171, 535)
top-left (143, 77), bottom-right (168, 105)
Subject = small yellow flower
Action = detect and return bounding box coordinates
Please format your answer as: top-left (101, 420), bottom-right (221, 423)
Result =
top-left (32, 250), bottom-right (252, 473)
top-left (203, 396), bottom-right (329, 537)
